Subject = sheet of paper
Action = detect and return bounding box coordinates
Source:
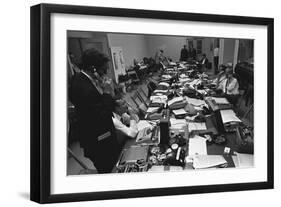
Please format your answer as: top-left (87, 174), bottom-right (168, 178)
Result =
top-left (196, 89), bottom-right (207, 95)
top-left (211, 97), bottom-right (230, 104)
top-left (194, 106), bottom-right (204, 111)
top-left (173, 108), bottom-right (187, 116)
top-left (159, 82), bottom-right (170, 87)
top-left (150, 95), bottom-right (167, 104)
top-left (168, 96), bottom-right (184, 106)
top-left (236, 153), bottom-right (254, 168)
top-left (185, 114), bottom-right (198, 121)
top-left (220, 109), bottom-right (242, 123)
top-left (188, 135), bottom-right (207, 156)
top-left (162, 74), bottom-right (172, 79)
top-left (154, 89), bottom-right (168, 93)
top-left (188, 79), bottom-right (202, 86)
top-left (146, 107), bottom-right (159, 113)
top-left (179, 78), bottom-right (191, 83)
top-left (170, 118), bottom-right (187, 130)
top-left (193, 155), bottom-right (227, 169)
top-left (186, 97), bottom-right (206, 106)
top-left (188, 122), bottom-right (207, 132)
top-left (137, 120), bottom-right (152, 131)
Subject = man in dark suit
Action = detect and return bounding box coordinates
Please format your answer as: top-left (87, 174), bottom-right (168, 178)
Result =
top-left (180, 45), bottom-right (189, 61)
top-left (189, 45), bottom-right (197, 60)
top-left (69, 48), bottom-right (120, 173)
top-left (199, 53), bottom-right (209, 72)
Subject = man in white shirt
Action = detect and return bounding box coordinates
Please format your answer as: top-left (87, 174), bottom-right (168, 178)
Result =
top-left (213, 46), bottom-right (219, 74)
top-left (216, 65), bottom-right (240, 105)
top-left (112, 99), bottom-right (139, 141)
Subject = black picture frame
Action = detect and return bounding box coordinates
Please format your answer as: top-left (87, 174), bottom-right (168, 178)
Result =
top-left (30, 3), bottom-right (274, 204)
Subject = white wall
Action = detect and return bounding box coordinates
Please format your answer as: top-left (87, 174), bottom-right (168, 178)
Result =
top-left (146, 35), bottom-right (186, 61)
top-left (1, 1), bottom-right (280, 207)
top-left (107, 33), bottom-right (148, 68)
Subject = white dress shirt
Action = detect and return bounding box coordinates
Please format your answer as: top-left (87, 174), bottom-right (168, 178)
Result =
top-left (214, 47), bottom-right (219, 57)
top-left (217, 77), bottom-right (239, 95)
top-left (112, 113), bottom-right (138, 138)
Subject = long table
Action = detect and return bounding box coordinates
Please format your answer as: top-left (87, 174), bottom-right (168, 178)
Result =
top-left (114, 63), bottom-right (253, 173)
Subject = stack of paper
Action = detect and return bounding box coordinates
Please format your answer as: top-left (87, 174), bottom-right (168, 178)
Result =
top-left (186, 97), bottom-right (206, 106)
top-left (212, 97), bottom-right (230, 105)
top-left (188, 135), bottom-right (207, 156)
top-left (154, 89), bottom-right (168, 93)
top-left (168, 96), bottom-right (184, 106)
top-left (158, 82), bottom-right (170, 87)
top-left (170, 118), bottom-right (187, 130)
top-left (146, 107), bottom-right (159, 113)
top-left (188, 122), bottom-right (207, 132)
top-left (162, 74), bottom-right (172, 79)
top-left (173, 108), bottom-right (187, 116)
top-left (150, 95), bottom-right (167, 104)
top-left (193, 155), bottom-right (227, 169)
top-left (220, 109), bottom-right (242, 124)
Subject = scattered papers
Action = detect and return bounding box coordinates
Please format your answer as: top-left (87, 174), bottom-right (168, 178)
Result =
top-left (146, 107), bottom-right (159, 113)
top-left (220, 109), bottom-right (242, 124)
top-left (168, 96), bottom-right (184, 106)
top-left (193, 155), bottom-right (227, 169)
top-left (188, 135), bottom-right (207, 156)
top-left (188, 122), bottom-right (207, 132)
top-left (173, 108), bottom-right (187, 116)
top-left (211, 97), bottom-right (229, 105)
top-left (186, 97), bottom-right (206, 106)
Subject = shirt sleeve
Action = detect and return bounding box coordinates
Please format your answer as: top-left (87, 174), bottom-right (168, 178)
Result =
top-left (227, 78), bottom-right (239, 94)
top-left (112, 117), bottom-right (138, 138)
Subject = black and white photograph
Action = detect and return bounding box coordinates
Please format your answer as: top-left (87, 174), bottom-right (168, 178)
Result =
top-left (67, 31), bottom-right (254, 175)
top-left (29, 3), bottom-right (274, 203)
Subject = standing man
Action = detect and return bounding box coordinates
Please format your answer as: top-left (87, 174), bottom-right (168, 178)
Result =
top-left (69, 48), bottom-right (120, 173)
top-left (213, 45), bottom-right (219, 74)
top-left (189, 45), bottom-right (197, 60)
top-left (180, 45), bottom-right (189, 61)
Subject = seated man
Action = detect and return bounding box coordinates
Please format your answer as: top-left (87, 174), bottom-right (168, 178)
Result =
top-left (112, 99), bottom-right (139, 144)
top-left (216, 64), bottom-right (240, 105)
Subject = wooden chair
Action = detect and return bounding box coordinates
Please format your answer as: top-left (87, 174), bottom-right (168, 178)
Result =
top-left (137, 87), bottom-right (149, 106)
top-left (131, 91), bottom-right (147, 118)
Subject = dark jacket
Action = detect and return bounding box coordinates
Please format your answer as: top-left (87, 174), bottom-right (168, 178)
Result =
top-left (180, 48), bottom-right (189, 61)
top-left (69, 72), bottom-right (119, 173)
